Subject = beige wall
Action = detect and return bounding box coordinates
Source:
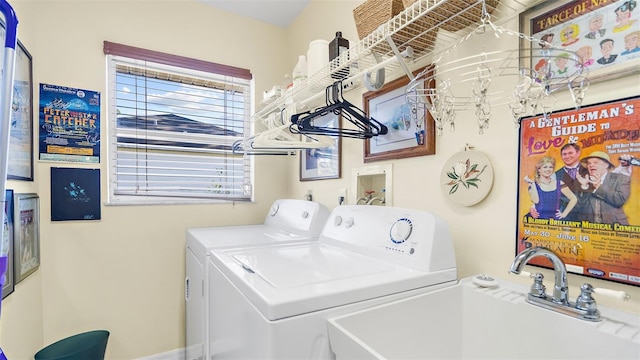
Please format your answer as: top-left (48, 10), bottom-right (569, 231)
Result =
top-left (1, 0), bottom-right (639, 359)
top-left (286, 0), bottom-right (640, 314)
top-left (1, 1), bottom-right (43, 357)
top-left (1, 0), bottom-right (292, 359)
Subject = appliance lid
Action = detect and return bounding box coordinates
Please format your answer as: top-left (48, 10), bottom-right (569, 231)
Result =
top-left (187, 225), bottom-right (315, 253)
top-left (231, 243), bottom-right (393, 288)
top-left (209, 242), bottom-right (456, 321)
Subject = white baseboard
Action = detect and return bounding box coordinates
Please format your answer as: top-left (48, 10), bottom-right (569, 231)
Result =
top-left (135, 348), bottom-right (185, 360)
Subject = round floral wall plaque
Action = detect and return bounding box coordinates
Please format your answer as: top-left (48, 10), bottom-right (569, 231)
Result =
top-left (440, 149), bottom-right (494, 206)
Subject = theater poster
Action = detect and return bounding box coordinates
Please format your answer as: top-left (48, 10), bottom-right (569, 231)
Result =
top-left (516, 96), bottom-right (640, 286)
top-left (39, 84), bottom-right (100, 163)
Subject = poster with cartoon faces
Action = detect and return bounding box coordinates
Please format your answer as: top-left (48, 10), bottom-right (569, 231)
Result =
top-left (530, 0), bottom-right (640, 79)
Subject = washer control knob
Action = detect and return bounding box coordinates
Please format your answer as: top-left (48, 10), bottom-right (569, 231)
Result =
top-left (344, 217), bottom-right (355, 228)
top-left (390, 218), bottom-right (413, 244)
top-left (269, 204), bottom-right (280, 216)
top-left (334, 216), bottom-right (343, 226)
top-left (302, 211), bottom-right (309, 219)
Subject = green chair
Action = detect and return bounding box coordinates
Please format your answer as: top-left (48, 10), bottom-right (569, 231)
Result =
top-left (34, 330), bottom-right (109, 360)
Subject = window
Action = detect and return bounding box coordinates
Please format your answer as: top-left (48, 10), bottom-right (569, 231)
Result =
top-left (104, 42), bottom-right (253, 204)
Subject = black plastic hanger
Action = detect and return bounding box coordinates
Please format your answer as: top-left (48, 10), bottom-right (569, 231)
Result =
top-left (290, 82), bottom-right (388, 139)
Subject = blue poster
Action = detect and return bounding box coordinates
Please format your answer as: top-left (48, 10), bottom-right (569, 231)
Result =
top-left (39, 84), bottom-right (100, 163)
top-left (51, 168), bottom-right (101, 221)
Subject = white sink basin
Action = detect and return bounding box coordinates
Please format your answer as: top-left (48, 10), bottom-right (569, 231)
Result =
top-left (328, 276), bottom-right (640, 359)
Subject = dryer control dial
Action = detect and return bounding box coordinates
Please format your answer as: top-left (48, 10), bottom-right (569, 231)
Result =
top-left (269, 204), bottom-right (279, 216)
top-left (334, 216), bottom-right (343, 226)
top-left (344, 217), bottom-right (355, 228)
top-left (390, 218), bottom-right (413, 244)
top-left (301, 211), bottom-right (309, 219)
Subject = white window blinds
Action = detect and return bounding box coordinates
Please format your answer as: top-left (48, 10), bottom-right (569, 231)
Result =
top-left (104, 42), bottom-right (253, 204)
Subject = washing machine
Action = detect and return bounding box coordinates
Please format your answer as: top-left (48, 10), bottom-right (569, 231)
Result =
top-left (207, 205), bottom-right (458, 359)
top-left (185, 199), bottom-right (330, 360)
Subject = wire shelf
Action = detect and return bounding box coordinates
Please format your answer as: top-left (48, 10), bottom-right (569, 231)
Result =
top-left (254, 0), bottom-right (539, 127)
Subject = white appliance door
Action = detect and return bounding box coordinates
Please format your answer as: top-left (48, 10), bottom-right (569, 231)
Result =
top-left (232, 244), bottom-right (391, 288)
top-left (185, 247), bottom-right (204, 360)
top-left (187, 225), bottom-right (314, 252)
top-left (210, 242), bottom-right (444, 321)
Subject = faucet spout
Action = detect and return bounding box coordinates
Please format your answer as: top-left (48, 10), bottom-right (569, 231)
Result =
top-left (509, 246), bottom-right (601, 321)
top-left (510, 247), bottom-right (569, 305)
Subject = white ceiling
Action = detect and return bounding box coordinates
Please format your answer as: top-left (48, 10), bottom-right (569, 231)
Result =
top-left (200, 0), bottom-right (312, 27)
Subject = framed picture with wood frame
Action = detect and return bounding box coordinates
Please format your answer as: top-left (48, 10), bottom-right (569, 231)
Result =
top-left (519, 0), bottom-right (640, 85)
top-left (363, 66), bottom-right (435, 162)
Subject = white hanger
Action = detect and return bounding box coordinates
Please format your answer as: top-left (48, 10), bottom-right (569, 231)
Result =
top-left (253, 124), bottom-right (335, 149)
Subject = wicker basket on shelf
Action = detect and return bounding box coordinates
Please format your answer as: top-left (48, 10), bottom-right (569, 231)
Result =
top-left (352, 0), bottom-right (500, 57)
top-left (353, 0), bottom-right (405, 40)
top-left (402, 0), bottom-right (500, 33)
top-left (401, 0), bottom-right (418, 8)
top-left (353, 0), bottom-right (437, 55)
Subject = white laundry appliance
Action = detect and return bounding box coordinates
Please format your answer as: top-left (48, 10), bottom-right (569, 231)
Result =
top-left (185, 199), bottom-right (330, 360)
top-left (207, 205), bottom-right (457, 359)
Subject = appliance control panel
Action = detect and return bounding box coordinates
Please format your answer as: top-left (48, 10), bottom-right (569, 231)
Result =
top-left (264, 199), bottom-right (330, 237)
top-left (329, 213), bottom-right (418, 254)
top-left (390, 218), bottom-right (413, 244)
top-left (321, 206), bottom-right (455, 272)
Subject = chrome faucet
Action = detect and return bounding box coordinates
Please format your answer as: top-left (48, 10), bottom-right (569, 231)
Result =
top-left (357, 190), bottom-right (386, 205)
top-left (510, 246), bottom-right (601, 322)
top-left (366, 196), bottom-right (385, 205)
top-left (356, 190), bottom-right (375, 205)
top-left (510, 247), bottom-right (569, 305)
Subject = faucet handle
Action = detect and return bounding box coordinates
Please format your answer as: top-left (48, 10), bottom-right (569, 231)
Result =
top-left (593, 287), bottom-right (630, 301)
top-left (510, 270), bottom-right (546, 297)
top-left (529, 272), bottom-right (546, 298)
top-left (514, 270), bottom-right (533, 278)
top-left (576, 283), bottom-right (598, 314)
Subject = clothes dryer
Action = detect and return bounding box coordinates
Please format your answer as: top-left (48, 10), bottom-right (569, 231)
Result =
top-left (185, 199), bottom-right (329, 360)
top-left (207, 205), bottom-right (457, 359)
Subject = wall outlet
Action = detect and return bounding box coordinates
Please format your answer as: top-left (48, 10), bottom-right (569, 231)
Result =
top-left (338, 188), bottom-right (347, 205)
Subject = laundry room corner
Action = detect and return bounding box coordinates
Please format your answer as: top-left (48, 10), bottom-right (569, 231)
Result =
top-left (0, 0), bottom-right (294, 358)
top-left (0, 0), bottom-right (639, 359)
top-left (283, 0), bottom-right (640, 316)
